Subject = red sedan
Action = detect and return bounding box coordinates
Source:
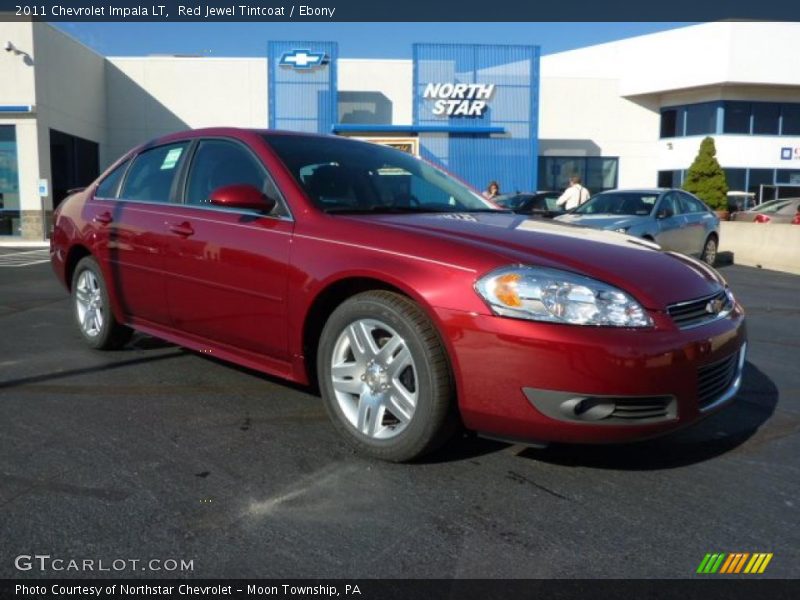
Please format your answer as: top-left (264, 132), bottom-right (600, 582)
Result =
top-left (51, 129), bottom-right (747, 461)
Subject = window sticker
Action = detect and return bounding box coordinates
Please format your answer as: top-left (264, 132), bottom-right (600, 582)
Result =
top-left (160, 147), bottom-right (183, 170)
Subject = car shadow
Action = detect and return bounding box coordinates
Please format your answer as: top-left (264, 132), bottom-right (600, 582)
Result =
top-left (417, 432), bottom-right (510, 464)
top-left (97, 337), bottom-right (778, 471)
top-left (514, 361), bottom-right (778, 470)
top-left (0, 350), bottom-right (186, 390)
top-left (128, 332), bottom-right (176, 351)
top-left (714, 250), bottom-right (734, 267)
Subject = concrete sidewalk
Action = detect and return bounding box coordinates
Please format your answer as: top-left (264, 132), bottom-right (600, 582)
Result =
top-left (0, 239), bottom-right (49, 248)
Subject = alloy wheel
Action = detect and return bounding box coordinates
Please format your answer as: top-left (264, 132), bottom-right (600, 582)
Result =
top-left (329, 318), bottom-right (418, 440)
top-left (75, 269), bottom-right (104, 338)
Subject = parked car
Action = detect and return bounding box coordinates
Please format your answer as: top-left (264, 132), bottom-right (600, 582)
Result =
top-left (730, 197), bottom-right (800, 223)
top-left (51, 130), bottom-right (746, 462)
top-left (727, 191), bottom-right (756, 215)
top-left (493, 191), bottom-right (565, 218)
top-left (555, 188), bottom-right (720, 265)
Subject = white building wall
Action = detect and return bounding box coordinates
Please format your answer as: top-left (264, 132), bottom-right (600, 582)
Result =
top-left (659, 136), bottom-right (800, 172)
top-left (0, 20), bottom-right (39, 235)
top-left (105, 57), bottom-right (268, 164)
top-left (539, 21), bottom-right (800, 189)
top-left (31, 22), bottom-right (107, 224)
top-left (338, 59), bottom-right (413, 125)
top-left (541, 22), bottom-right (800, 98)
top-left (537, 76), bottom-right (661, 187)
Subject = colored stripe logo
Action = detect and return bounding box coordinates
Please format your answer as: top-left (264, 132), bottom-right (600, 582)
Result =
top-left (697, 553), bottom-right (773, 574)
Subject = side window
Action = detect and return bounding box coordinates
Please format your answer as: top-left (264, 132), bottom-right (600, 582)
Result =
top-left (679, 192), bottom-right (707, 214)
top-left (185, 139), bottom-right (282, 214)
top-left (95, 159), bottom-right (130, 199)
top-left (659, 193), bottom-right (682, 216)
top-left (120, 143), bottom-right (188, 203)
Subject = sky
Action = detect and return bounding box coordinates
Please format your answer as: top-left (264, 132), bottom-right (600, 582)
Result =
top-left (54, 22), bottom-right (697, 58)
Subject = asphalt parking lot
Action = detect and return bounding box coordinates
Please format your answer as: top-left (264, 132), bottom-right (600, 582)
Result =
top-left (1, 254), bottom-right (798, 579)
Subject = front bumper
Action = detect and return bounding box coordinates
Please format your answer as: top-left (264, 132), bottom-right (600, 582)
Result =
top-left (433, 303), bottom-right (747, 444)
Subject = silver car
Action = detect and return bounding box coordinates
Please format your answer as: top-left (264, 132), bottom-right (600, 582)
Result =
top-left (555, 188), bottom-right (721, 265)
top-left (730, 197), bottom-right (800, 223)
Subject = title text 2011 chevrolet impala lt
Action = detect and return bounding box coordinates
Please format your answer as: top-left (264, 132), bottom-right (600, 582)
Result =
top-left (51, 129), bottom-right (747, 461)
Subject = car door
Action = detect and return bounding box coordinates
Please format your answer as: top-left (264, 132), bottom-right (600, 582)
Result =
top-left (678, 192), bottom-right (715, 255)
top-left (160, 137), bottom-right (294, 361)
top-left (653, 192), bottom-right (688, 251)
top-left (94, 142), bottom-right (190, 326)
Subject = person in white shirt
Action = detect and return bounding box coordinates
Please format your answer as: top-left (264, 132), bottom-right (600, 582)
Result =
top-left (556, 176), bottom-right (590, 210)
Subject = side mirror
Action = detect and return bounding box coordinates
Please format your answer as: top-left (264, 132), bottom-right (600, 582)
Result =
top-left (657, 207), bottom-right (674, 219)
top-left (209, 184), bottom-right (276, 213)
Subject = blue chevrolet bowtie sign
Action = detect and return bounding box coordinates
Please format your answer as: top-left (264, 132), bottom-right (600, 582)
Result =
top-left (278, 49), bottom-right (328, 70)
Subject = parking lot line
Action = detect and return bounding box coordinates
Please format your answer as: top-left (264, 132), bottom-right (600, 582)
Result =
top-left (0, 249), bottom-right (51, 267)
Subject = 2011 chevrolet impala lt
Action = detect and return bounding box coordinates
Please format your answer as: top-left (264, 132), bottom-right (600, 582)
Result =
top-left (51, 129), bottom-right (747, 461)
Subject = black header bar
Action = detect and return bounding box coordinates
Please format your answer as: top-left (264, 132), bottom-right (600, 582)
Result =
top-left (0, 0), bottom-right (798, 22)
top-left (2, 579), bottom-right (800, 600)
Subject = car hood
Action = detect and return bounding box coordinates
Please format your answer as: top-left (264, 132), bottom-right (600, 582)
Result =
top-left (344, 212), bottom-right (724, 310)
top-left (555, 213), bottom-right (650, 230)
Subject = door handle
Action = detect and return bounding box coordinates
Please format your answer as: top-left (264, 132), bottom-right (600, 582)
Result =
top-left (168, 221), bottom-right (195, 237)
top-left (93, 211), bottom-right (113, 225)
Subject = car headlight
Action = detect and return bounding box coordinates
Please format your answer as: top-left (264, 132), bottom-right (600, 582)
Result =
top-left (614, 227), bottom-right (629, 233)
top-left (475, 265), bottom-right (653, 327)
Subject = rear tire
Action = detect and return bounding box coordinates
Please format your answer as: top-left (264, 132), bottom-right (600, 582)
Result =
top-left (71, 256), bottom-right (133, 350)
top-left (317, 291), bottom-right (457, 462)
top-left (701, 235), bottom-right (718, 266)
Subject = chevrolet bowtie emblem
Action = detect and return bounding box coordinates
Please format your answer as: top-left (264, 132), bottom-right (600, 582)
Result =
top-left (279, 49), bottom-right (328, 70)
top-left (705, 298), bottom-right (724, 314)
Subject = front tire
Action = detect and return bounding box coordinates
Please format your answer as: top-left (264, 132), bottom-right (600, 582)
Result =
top-left (317, 291), bottom-right (457, 462)
top-left (701, 235), bottom-right (718, 266)
top-left (71, 256), bottom-right (133, 350)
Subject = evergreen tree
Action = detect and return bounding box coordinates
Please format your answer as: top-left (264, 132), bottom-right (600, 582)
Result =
top-left (682, 136), bottom-right (728, 210)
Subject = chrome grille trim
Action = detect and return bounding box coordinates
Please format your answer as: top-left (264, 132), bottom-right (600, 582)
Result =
top-left (667, 289), bottom-right (733, 329)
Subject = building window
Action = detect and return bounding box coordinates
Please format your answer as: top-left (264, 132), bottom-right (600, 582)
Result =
top-left (748, 169), bottom-right (774, 197)
top-left (0, 125), bottom-right (21, 236)
top-left (685, 103), bottom-right (718, 136)
top-left (660, 110), bottom-right (678, 138)
top-left (723, 168), bottom-right (747, 192)
top-left (662, 101), bottom-right (800, 138)
top-left (776, 169), bottom-right (800, 185)
top-left (753, 103), bottom-right (780, 135)
top-left (723, 102), bottom-right (751, 134)
top-left (657, 170), bottom-right (683, 188)
top-left (781, 104), bottom-right (800, 135)
top-left (538, 156), bottom-right (618, 193)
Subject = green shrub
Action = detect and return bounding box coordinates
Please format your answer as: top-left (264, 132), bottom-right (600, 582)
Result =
top-left (682, 136), bottom-right (729, 210)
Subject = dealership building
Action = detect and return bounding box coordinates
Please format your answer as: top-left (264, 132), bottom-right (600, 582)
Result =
top-left (1, 20), bottom-right (800, 239)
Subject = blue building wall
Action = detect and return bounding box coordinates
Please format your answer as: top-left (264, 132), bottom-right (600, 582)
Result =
top-left (413, 43), bottom-right (540, 193)
top-left (268, 41), bottom-right (338, 134)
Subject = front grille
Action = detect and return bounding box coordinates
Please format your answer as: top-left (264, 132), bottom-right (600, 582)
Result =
top-left (667, 290), bottom-right (731, 329)
top-left (697, 352), bottom-right (739, 409)
top-left (610, 397), bottom-right (675, 421)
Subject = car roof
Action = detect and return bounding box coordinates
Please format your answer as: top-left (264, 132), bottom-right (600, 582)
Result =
top-left (597, 188), bottom-right (671, 194)
top-left (149, 127), bottom-right (337, 143)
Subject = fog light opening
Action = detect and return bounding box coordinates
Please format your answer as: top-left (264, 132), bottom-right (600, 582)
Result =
top-left (562, 397), bottom-right (616, 421)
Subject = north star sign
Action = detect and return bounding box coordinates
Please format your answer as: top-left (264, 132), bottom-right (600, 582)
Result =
top-left (423, 83), bottom-right (496, 117)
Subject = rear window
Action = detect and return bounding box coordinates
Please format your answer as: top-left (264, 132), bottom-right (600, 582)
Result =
top-left (95, 159), bottom-right (130, 199)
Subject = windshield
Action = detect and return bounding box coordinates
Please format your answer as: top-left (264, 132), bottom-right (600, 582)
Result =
top-left (263, 134), bottom-right (498, 214)
top-left (573, 192), bottom-right (658, 216)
